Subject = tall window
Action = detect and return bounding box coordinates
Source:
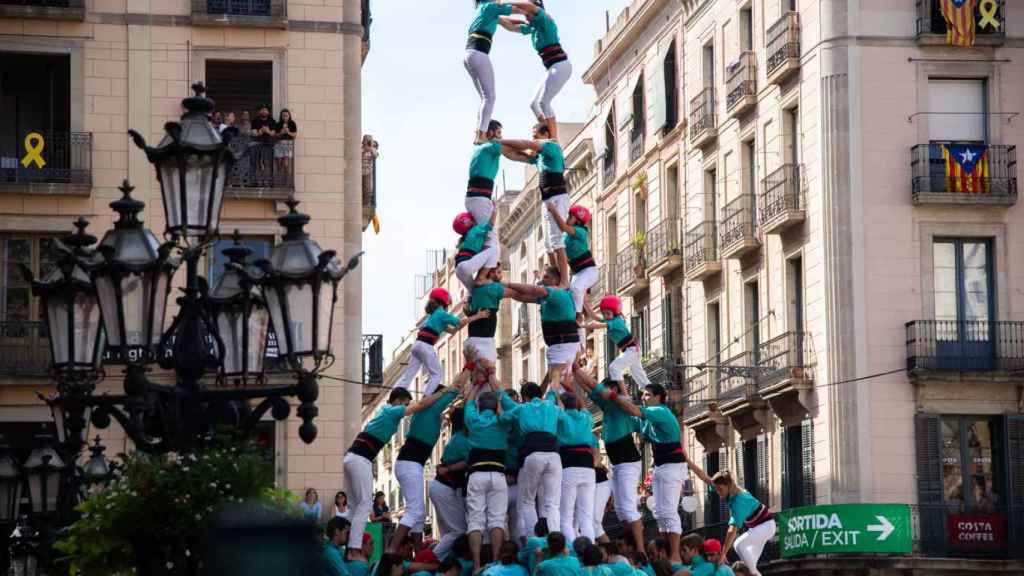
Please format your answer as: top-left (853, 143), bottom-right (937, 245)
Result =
top-left (662, 292), bottom-right (675, 359)
top-left (665, 164), bottom-right (679, 224)
top-left (745, 281), bottom-right (760, 359)
top-left (631, 304), bottom-right (650, 357)
top-left (787, 256), bottom-right (804, 334)
top-left (928, 79), bottom-right (986, 144)
top-left (784, 107), bottom-right (800, 165)
top-left (781, 419), bottom-right (815, 508)
top-left (737, 435), bottom-right (769, 505)
top-left (942, 416), bottom-right (998, 508)
top-left (0, 236), bottom-right (56, 322)
top-left (704, 448), bottom-right (729, 525)
top-left (634, 191), bottom-right (647, 237)
top-left (743, 140), bottom-right (757, 226)
top-left (205, 60), bottom-right (273, 121)
top-left (707, 302), bottom-right (721, 381)
top-left (207, 236), bottom-right (273, 287)
top-left (663, 43), bottom-right (678, 131)
top-left (702, 41), bottom-right (715, 88)
top-left (705, 168), bottom-right (718, 223)
top-left (740, 6), bottom-right (754, 51)
top-left (933, 239), bottom-right (994, 369)
top-left (0, 53), bottom-right (72, 185)
top-left (604, 108), bottom-right (617, 170)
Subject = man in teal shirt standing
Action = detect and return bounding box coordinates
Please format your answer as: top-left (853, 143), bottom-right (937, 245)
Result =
top-left (466, 120), bottom-right (533, 234)
top-left (505, 265), bottom-right (579, 391)
top-left (430, 407), bottom-right (472, 562)
top-left (321, 517), bottom-right (350, 576)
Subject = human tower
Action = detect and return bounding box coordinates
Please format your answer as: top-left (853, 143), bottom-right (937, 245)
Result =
top-left (338, 3), bottom-right (778, 576)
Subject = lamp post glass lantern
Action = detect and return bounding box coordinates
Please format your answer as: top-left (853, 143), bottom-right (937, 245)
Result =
top-left (209, 231), bottom-right (270, 385)
top-left (23, 437), bottom-right (66, 516)
top-left (0, 443), bottom-right (22, 523)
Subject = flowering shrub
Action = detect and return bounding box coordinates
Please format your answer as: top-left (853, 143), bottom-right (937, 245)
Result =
top-left (55, 436), bottom-right (299, 576)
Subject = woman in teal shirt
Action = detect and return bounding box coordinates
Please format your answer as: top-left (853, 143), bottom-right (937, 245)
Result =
top-left (499, 0), bottom-right (572, 142)
top-left (465, 1), bottom-right (531, 144)
top-left (546, 203), bottom-right (597, 343)
top-left (688, 465), bottom-right (776, 576)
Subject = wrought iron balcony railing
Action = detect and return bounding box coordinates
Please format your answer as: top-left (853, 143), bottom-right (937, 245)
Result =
top-left (755, 331), bottom-right (813, 391)
top-left (679, 370), bottom-right (713, 421)
top-left (0, 131), bottom-right (91, 193)
top-left (719, 194), bottom-right (758, 258)
top-left (759, 163), bottom-right (804, 233)
top-left (916, 0), bottom-right (1005, 40)
top-left (0, 0), bottom-right (84, 18)
top-left (644, 219), bottom-right (680, 271)
top-left (0, 321), bottom-right (51, 377)
top-left (906, 319), bottom-right (1024, 373)
top-left (588, 265), bottom-right (610, 305)
top-left (602, 156), bottom-right (616, 188)
top-left (615, 244), bottom-right (646, 292)
top-left (225, 137), bottom-right (294, 199)
top-left (191, 0), bottom-right (287, 26)
top-left (683, 221), bottom-right (719, 278)
top-left (910, 143), bottom-right (1016, 204)
top-left (362, 334), bottom-right (383, 386)
top-left (716, 351), bottom-right (756, 404)
top-left (689, 87), bottom-right (717, 146)
top-left (514, 305), bottom-right (530, 341)
top-left (629, 130), bottom-right (645, 165)
top-left (726, 51), bottom-right (757, 114)
top-left (766, 12), bottom-right (800, 81)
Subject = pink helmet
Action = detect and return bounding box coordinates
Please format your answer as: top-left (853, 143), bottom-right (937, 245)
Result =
top-left (598, 295), bottom-right (622, 316)
top-left (568, 205), bottom-right (591, 225)
top-left (429, 287), bottom-right (452, 307)
top-left (452, 212), bottom-right (475, 236)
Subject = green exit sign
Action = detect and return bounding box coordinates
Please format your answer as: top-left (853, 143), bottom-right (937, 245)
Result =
top-left (777, 503), bottom-right (913, 558)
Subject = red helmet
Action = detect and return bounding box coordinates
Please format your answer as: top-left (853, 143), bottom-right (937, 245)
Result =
top-left (568, 205), bottom-right (591, 225)
top-left (598, 295), bottom-right (622, 316)
top-left (452, 212), bottom-right (475, 236)
top-left (429, 287), bottom-right (451, 307)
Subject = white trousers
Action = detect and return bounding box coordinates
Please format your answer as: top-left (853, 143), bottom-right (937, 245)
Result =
top-left (456, 245), bottom-right (500, 291)
top-left (465, 196), bottom-right (499, 249)
top-left (507, 481), bottom-right (526, 544)
top-left (592, 479), bottom-right (611, 539)
top-left (611, 461), bottom-right (642, 524)
top-left (531, 60), bottom-right (573, 120)
top-left (342, 453), bottom-right (374, 550)
top-left (394, 340), bottom-right (443, 395)
top-left (542, 194), bottom-right (569, 253)
top-left (395, 459), bottom-right (426, 532)
top-left (464, 49), bottom-right (496, 133)
top-left (518, 452), bottom-right (562, 536)
top-left (429, 480), bottom-right (467, 561)
top-left (609, 346), bottom-right (650, 386)
top-left (559, 467), bottom-right (595, 541)
top-left (466, 471), bottom-right (508, 533)
top-left (569, 266), bottom-right (599, 314)
top-left (465, 336), bottom-right (497, 363)
top-left (735, 519), bottom-right (776, 576)
top-left (651, 462), bottom-right (687, 534)
top-left (546, 342), bottom-right (579, 370)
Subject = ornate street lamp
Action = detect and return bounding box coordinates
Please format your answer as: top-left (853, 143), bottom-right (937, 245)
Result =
top-left (23, 436), bottom-right (65, 518)
top-left (91, 180), bottom-right (180, 364)
top-left (82, 437), bottom-right (114, 489)
top-left (0, 442), bottom-right (22, 523)
top-left (129, 82), bottom-right (239, 241)
top-left (208, 231), bottom-right (270, 387)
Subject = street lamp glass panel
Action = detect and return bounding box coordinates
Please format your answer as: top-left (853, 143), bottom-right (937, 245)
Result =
top-left (316, 282), bottom-right (335, 352)
top-left (158, 159), bottom-right (182, 234)
top-left (265, 287), bottom-right (288, 356)
top-left (46, 293), bottom-right (71, 366)
top-left (121, 274), bottom-right (146, 347)
top-left (24, 445), bottom-right (65, 515)
top-left (0, 449), bottom-right (22, 522)
top-left (148, 267), bottom-right (172, 346)
top-left (73, 291), bottom-right (103, 368)
top-left (285, 283), bottom-right (314, 355)
top-left (95, 274), bottom-right (121, 347)
top-left (216, 309), bottom-right (244, 376)
top-left (247, 306), bottom-right (269, 374)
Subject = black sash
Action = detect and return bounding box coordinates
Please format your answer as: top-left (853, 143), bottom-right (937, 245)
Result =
top-left (417, 328), bottom-right (440, 345)
top-left (467, 31), bottom-right (493, 54)
top-left (652, 441), bottom-right (686, 466)
top-left (454, 247), bottom-right (477, 264)
top-left (538, 43), bottom-right (569, 68)
top-left (467, 176), bottom-right (495, 198)
top-left (469, 448), bottom-right (506, 473)
top-left (559, 445), bottom-right (594, 468)
top-left (606, 434), bottom-right (641, 465)
top-left (616, 334), bottom-right (638, 352)
top-left (397, 436), bottom-right (432, 465)
top-left (468, 311), bottom-right (498, 338)
top-left (541, 320), bottom-right (580, 346)
top-left (596, 467), bottom-right (609, 483)
top-left (570, 252), bottom-right (596, 274)
top-left (522, 431), bottom-right (558, 456)
top-left (539, 171), bottom-right (567, 200)
top-left (347, 432), bottom-right (385, 461)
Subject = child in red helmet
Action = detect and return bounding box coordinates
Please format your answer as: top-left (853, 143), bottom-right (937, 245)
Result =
top-left (453, 209), bottom-right (500, 291)
top-left (394, 287), bottom-right (490, 394)
top-left (546, 203), bottom-right (597, 342)
top-left (586, 295), bottom-right (650, 388)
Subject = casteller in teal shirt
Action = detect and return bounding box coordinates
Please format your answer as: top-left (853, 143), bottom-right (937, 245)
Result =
top-left (470, 140), bottom-right (502, 182)
top-left (603, 316), bottom-right (633, 348)
top-left (537, 554), bottom-right (583, 576)
top-left (482, 562), bottom-right (529, 576)
top-left (459, 222), bottom-right (493, 255)
top-left (537, 287), bottom-right (576, 322)
top-left (638, 405), bottom-right (681, 444)
top-left (469, 1), bottom-right (513, 37)
top-left (530, 141), bottom-right (566, 174)
top-left (471, 282), bottom-right (505, 312)
top-left (564, 226), bottom-right (590, 262)
top-left (518, 8), bottom-right (561, 51)
top-left (361, 405), bottom-right (407, 444)
top-left (557, 408), bottom-right (594, 447)
top-left (686, 555), bottom-right (716, 576)
top-left (589, 382), bottom-right (641, 444)
top-left (423, 308), bottom-right (460, 335)
top-left (503, 389), bottom-right (560, 436)
top-left (723, 488), bottom-right (763, 527)
top-left (404, 389), bottom-right (458, 447)
top-left (321, 541), bottom-right (348, 576)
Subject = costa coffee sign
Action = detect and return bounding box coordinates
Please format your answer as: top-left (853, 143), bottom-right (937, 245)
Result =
top-left (947, 513), bottom-right (1006, 550)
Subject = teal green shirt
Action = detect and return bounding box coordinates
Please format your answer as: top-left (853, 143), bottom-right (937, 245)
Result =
top-left (670, 563), bottom-right (687, 574)
top-left (362, 404), bottom-right (406, 444)
top-left (470, 140), bottom-right (502, 181)
top-left (321, 542), bottom-right (348, 576)
top-left (537, 555), bottom-right (583, 576)
top-left (557, 409), bottom-right (594, 446)
top-left (687, 556), bottom-right (715, 576)
top-left (504, 390), bottom-right (560, 435)
top-left (441, 431), bottom-right (471, 465)
top-left (469, 1), bottom-right (514, 36)
top-left (483, 563), bottom-right (529, 576)
top-left (640, 565), bottom-right (655, 576)
top-left (424, 308), bottom-right (460, 335)
top-left (459, 222), bottom-right (493, 254)
top-left (537, 287), bottom-right (576, 322)
top-left (584, 568), bottom-right (612, 576)
top-left (471, 283), bottom-right (505, 311)
top-left (713, 565), bottom-right (735, 576)
top-left (638, 405), bottom-right (681, 444)
top-left (532, 141), bottom-right (565, 174)
top-left (406, 390), bottom-right (458, 446)
top-left (564, 226), bottom-right (590, 261)
top-left (519, 536), bottom-right (548, 575)
top-left (347, 560), bottom-right (371, 576)
top-left (602, 562), bottom-right (633, 576)
top-left (589, 383), bottom-right (641, 443)
top-left (518, 8), bottom-right (561, 51)
top-left (465, 396), bottom-right (511, 450)
top-left (724, 488), bottom-right (762, 527)
top-left (604, 316), bottom-right (631, 345)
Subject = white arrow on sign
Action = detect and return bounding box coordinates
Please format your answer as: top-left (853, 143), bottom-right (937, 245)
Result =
top-left (867, 516), bottom-right (895, 541)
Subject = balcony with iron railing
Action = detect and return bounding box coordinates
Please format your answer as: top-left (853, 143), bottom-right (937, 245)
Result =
top-left (906, 320), bottom-right (1024, 374)
top-left (715, 351), bottom-right (757, 408)
top-left (513, 305), bottom-right (531, 348)
top-left (192, 0), bottom-right (288, 27)
top-left (644, 219), bottom-right (681, 277)
top-left (683, 220), bottom-right (721, 281)
top-left (726, 51), bottom-right (757, 118)
top-left (689, 87), bottom-right (717, 148)
top-left (910, 143), bottom-right (1016, 206)
top-left (759, 164), bottom-right (805, 235)
top-left (0, 0), bottom-right (84, 20)
top-left (602, 155), bottom-right (616, 189)
top-left (362, 334), bottom-right (383, 386)
top-left (224, 137), bottom-right (294, 200)
top-left (629, 129), bottom-right (645, 165)
top-left (916, 0), bottom-right (1005, 45)
top-left (677, 370), bottom-right (713, 424)
top-left (719, 195), bottom-right (760, 260)
top-left (0, 131), bottom-right (92, 196)
top-left (766, 11), bottom-right (800, 85)
top-left (0, 321), bottom-right (50, 378)
top-left (615, 243), bottom-right (648, 296)
top-left (754, 331), bottom-right (814, 396)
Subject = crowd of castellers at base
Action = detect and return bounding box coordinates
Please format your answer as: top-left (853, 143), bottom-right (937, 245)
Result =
top-left (326, 3), bottom-right (779, 576)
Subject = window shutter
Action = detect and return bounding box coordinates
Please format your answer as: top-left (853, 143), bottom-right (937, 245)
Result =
top-left (780, 427), bottom-right (792, 509)
top-left (718, 447), bottom-right (730, 520)
top-left (801, 419), bottom-right (816, 506)
top-left (915, 413), bottom-right (944, 555)
top-left (662, 293), bottom-right (674, 359)
top-left (704, 451), bottom-right (720, 526)
top-left (734, 439), bottom-right (745, 487)
top-left (651, 44), bottom-right (668, 135)
top-left (618, 83), bottom-right (634, 131)
top-left (594, 101), bottom-right (609, 160)
top-left (1006, 415), bottom-right (1024, 551)
top-left (757, 434), bottom-right (770, 505)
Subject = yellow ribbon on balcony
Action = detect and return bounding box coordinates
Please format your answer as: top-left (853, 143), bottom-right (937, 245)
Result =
top-left (978, 0), bottom-right (1001, 30)
top-left (20, 132), bottom-right (46, 169)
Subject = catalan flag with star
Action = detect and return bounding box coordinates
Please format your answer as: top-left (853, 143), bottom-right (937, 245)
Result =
top-left (940, 0), bottom-right (976, 47)
top-left (942, 144), bottom-right (989, 194)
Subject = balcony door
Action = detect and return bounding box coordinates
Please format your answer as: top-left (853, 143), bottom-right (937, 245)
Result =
top-left (0, 53), bottom-right (71, 183)
top-left (933, 239), bottom-right (995, 370)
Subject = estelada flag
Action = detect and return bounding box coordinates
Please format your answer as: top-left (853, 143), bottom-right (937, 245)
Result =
top-left (940, 0), bottom-right (976, 47)
top-left (943, 144), bottom-right (989, 194)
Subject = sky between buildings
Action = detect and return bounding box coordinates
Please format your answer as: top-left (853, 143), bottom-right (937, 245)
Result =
top-left (361, 0), bottom-right (631, 357)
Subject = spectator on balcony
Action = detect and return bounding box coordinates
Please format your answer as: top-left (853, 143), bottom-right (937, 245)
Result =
top-left (212, 110), bottom-right (223, 126)
top-left (250, 105), bottom-right (277, 175)
top-left (237, 110), bottom-right (253, 136)
top-left (275, 108), bottom-right (297, 176)
top-left (217, 111), bottom-right (236, 134)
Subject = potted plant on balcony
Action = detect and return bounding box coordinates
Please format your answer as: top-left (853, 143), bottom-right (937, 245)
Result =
top-left (631, 172), bottom-right (648, 197)
top-left (632, 233), bottom-right (647, 279)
